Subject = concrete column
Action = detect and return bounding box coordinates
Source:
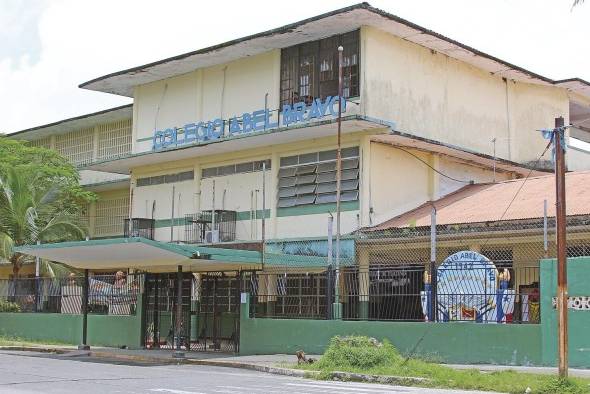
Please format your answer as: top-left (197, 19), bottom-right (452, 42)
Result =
top-left (359, 136), bottom-right (372, 227)
top-left (358, 248), bottom-right (370, 320)
top-left (88, 201), bottom-right (97, 239)
top-left (269, 152), bottom-right (279, 238)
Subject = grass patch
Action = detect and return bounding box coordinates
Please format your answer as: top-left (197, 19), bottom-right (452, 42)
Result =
top-left (296, 336), bottom-right (590, 394)
top-left (0, 335), bottom-right (72, 347)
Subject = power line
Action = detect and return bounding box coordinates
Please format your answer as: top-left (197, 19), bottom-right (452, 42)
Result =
top-left (479, 137), bottom-right (553, 250)
top-left (391, 146), bottom-right (473, 184)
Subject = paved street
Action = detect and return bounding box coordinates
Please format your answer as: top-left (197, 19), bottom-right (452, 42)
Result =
top-left (0, 351), bottom-right (494, 394)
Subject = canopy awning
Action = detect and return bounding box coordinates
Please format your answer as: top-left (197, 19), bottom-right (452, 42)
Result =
top-left (15, 237), bottom-right (341, 271)
top-left (15, 237), bottom-right (264, 271)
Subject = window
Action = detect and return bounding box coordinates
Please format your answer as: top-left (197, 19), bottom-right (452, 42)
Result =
top-left (201, 159), bottom-right (271, 179)
top-left (280, 30), bottom-right (360, 107)
top-left (136, 171), bottom-right (194, 187)
top-left (278, 147), bottom-right (359, 208)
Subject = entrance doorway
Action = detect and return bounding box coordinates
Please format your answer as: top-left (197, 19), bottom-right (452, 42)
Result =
top-left (143, 271), bottom-right (244, 352)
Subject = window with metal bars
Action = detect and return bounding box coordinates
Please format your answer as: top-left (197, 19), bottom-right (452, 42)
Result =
top-left (54, 128), bottom-right (94, 166)
top-left (280, 30), bottom-right (360, 108)
top-left (201, 159), bottom-right (271, 179)
top-left (278, 147), bottom-right (359, 208)
top-left (94, 196), bottom-right (129, 237)
top-left (136, 171), bottom-right (194, 187)
top-left (97, 119), bottom-right (132, 160)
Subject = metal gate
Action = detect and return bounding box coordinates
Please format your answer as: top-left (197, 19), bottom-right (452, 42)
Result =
top-left (143, 271), bottom-right (244, 353)
top-left (143, 272), bottom-right (192, 350)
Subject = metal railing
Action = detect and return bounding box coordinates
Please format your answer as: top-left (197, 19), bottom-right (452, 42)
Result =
top-left (249, 265), bottom-right (540, 323)
top-left (124, 218), bottom-right (155, 240)
top-left (0, 273), bottom-right (143, 315)
top-left (184, 210), bottom-right (237, 243)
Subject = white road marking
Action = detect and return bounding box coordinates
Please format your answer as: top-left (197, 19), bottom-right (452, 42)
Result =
top-left (149, 389), bottom-right (206, 394)
top-left (285, 382), bottom-right (406, 393)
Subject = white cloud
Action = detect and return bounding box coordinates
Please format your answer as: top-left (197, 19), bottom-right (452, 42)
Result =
top-left (1, 0), bottom-right (589, 134)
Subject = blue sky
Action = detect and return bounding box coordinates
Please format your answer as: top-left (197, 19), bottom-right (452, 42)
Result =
top-left (1, 0), bottom-right (589, 134)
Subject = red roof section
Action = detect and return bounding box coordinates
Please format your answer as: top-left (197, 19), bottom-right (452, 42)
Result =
top-left (369, 171), bottom-right (590, 230)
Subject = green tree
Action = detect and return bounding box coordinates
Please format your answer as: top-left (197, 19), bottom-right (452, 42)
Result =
top-left (0, 136), bottom-right (95, 212)
top-left (0, 168), bottom-right (88, 276)
top-left (0, 137), bottom-right (95, 276)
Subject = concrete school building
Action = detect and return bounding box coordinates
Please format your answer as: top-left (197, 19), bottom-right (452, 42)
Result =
top-left (3, 3), bottom-right (590, 364)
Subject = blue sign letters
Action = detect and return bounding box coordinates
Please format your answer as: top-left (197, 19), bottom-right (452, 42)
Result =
top-left (153, 96), bottom-right (346, 150)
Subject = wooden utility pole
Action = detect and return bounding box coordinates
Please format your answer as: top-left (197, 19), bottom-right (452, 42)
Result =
top-left (554, 116), bottom-right (568, 378)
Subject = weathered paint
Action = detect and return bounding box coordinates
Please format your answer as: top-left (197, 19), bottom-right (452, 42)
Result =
top-left (239, 294), bottom-right (542, 365)
top-left (0, 311), bottom-right (143, 349)
top-left (361, 25), bottom-right (570, 164)
top-left (541, 257), bottom-right (590, 368)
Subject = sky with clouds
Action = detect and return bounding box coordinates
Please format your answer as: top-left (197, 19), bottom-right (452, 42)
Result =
top-left (1, 0), bottom-right (589, 134)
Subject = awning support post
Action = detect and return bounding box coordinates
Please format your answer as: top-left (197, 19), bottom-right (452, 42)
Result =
top-left (78, 269), bottom-right (90, 351)
top-left (173, 265), bottom-right (186, 358)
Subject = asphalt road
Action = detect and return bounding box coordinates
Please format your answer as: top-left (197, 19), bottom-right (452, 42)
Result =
top-left (0, 351), bottom-right (493, 394)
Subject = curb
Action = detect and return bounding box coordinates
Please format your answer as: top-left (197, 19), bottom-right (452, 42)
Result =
top-left (0, 347), bottom-right (429, 385)
top-left (0, 346), bottom-right (69, 354)
top-left (88, 351), bottom-right (319, 378)
top-left (330, 371), bottom-right (430, 385)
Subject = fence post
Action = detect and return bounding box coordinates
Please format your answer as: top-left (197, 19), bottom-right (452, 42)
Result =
top-left (358, 248), bottom-right (370, 320)
top-left (78, 269), bottom-right (90, 350)
top-left (326, 266), bottom-right (334, 319)
top-left (430, 206), bottom-right (437, 322)
top-left (34, 240), bottom-right (40, 312)
top-left (173, 265), bottom-right (185, 358)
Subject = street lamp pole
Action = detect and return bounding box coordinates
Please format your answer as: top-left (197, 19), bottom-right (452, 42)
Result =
top-left (333, 45), bottom-right (344, 320)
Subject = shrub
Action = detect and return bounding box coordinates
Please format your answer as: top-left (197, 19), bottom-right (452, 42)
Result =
top-left (537, 378), bottom-right (586, 394)
top-left (0, 300), bottom-right (21, 313)
top-left (315, 336), bottom-right (402, 370)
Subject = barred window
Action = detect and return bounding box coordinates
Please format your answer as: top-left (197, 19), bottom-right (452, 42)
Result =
top-left (278, 147), bottom-right (359, 208)
top-left (136, 171), bottom-right (194, 187)
top-left (201, 159), bottom-right (271, 179)
top-left (95, 196), bottom-right (129, 237)
top-left (280, 30), bottom-right (360, 108)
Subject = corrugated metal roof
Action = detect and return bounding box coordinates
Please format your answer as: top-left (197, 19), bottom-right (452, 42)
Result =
top-left (368, 170), bottom-right (590, 230)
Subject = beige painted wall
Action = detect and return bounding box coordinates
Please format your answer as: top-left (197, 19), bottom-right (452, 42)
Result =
top-left (361, 26), bottom-right (570, 164)
top-left (129, 132), bottom-right (367, 242)
top-left (132, 50), bottom-right (280, 153)
top-left (368, 142), bottom-right (513, 227)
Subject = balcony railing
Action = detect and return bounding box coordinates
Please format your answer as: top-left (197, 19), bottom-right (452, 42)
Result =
top-left (184, 210), bottom-right (237, 244)
top-left (124, 218), bottom-right (155, 240)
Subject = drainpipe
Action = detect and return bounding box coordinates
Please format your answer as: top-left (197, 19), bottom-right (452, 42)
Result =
top-left (170, 186), bottom-right (175, 243)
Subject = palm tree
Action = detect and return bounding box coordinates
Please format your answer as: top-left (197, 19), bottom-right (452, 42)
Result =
top-left (0, 168), bottom-right (87, 277)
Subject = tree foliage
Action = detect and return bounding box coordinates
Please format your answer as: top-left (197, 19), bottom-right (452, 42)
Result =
top-left (0, 136), bottom-right (95, 212)
top-left (0, 137), bottom-right (95, 276)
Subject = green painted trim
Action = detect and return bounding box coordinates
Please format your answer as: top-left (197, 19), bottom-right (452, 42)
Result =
top-left (154, 209), bottom-right (271, 228)
top-left (277, 201), bottom-right (359, 217)
top-left (15, 237), bottom-right (144, 252)
top-left (235, 209), bottom-right (270, 221)
top-left (266, 234), bottom-right (355, 243)
top-left (137, 136), bottom-right (153, 142)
